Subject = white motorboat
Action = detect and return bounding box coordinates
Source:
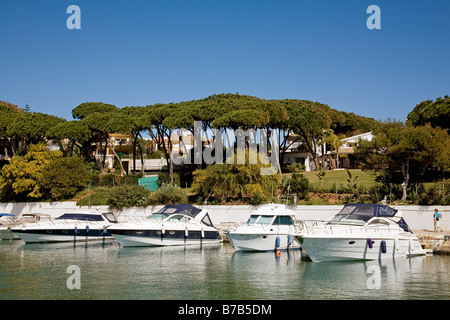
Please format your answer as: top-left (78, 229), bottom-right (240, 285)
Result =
top-left (0, 213), bottom-right (53, 240)
top-left (294, 203), bottom-right (428, 262)
top-left (224, 204), bottom-right (301, 252)
top-left (12, 211), bottom-right (118, 243)
top-left (0, 213), bottom-right (20, 240)
top-left (107, 204), bottom-right (222, 247)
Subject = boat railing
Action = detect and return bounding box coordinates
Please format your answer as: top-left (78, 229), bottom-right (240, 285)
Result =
top-left (297, 220), bottom-right (327, 234)
top-left (119, 215), bottom-right (148, 224)
top-left (44, 218), bottom-right (111, 227)
top-left (20, 217), bottom-right (57, 227)
top-left (219, 221), bottom-right (244, 230)
top-left (305, 221), bottom-right (403, 235)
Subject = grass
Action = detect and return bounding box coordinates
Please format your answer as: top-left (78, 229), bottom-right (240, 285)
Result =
top-left (67, 169), bottom-right (446, 206)
top-left (289, 169), bottom-right (377, 192)
top-left (73, 187), bottom-right (110, 206)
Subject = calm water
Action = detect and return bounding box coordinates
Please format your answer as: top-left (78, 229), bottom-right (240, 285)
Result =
top-left (0, 240), bottom-right (449, 300)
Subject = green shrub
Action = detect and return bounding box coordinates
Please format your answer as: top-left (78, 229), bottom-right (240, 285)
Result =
top-left (107, 184), bottom-right (151, 210)
top-left (289, 173), bottom-right (310, 199)
top-left (249, 192), bottom-right (263, 205)
top-left (39, 156), bottom-right (90, 200)
top-left (157, 172), bottom-right (180, 187)
top-left (149, 183), bottom-right (187, 205)
top-left (285, 163), bottom-right (306, 173)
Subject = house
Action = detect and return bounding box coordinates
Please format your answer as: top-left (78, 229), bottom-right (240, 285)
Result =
top-left (283, 131), bottom-right (374, 171)
top-left (328, 132), bottom-right (374, 169)
top-left (283, 133), bottom-right (321, 171)
top-left (94, 133), bottom-right (135, 172)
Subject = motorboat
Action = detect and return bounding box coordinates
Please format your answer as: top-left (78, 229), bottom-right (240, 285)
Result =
top-left (107, 204), bottom-right (222, 247)
top-left (11, 211), bottom-right (118, 243)
top-left (224, 203), bottom-right (301, 252)
top-left (0, 213), bottom-right (20, 240)
top-left (0, 213), bottom-right (53, 240)
top-left (294, 203), bottom-right (428, 262)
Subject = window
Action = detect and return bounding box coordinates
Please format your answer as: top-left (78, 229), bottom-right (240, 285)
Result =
top-left (157, 207), bottom-right (177, 214)
top-left (257, 216), bottom-right (275, 225)
top-left (352, 206), bottom-right (374, 215)
top-left (273, 216), bottom-right (294, 225)
top-left (168, 215), bottom-right (191, 222)
top-left (337, 206), bottom-right (356, 215)
top-left (103, 213), bottom-right (118, 223)
top-left (379, 206), bottom-right (396, 217)
top-left (56, 213), bottom-right (103, 222)
top-left (327, 214), bottom-right (371, 226)
top-left (246, 215), bottom-right (259, 225)
top-left (367, 219), bottom-right (390, 226)
top-left (201, 213), bottom-right (213, 227)
top-left (147, 214), bottom-right (167, 220)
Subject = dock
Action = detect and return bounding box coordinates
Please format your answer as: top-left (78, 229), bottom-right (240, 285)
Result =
top-left (415, 230), bottom-right (450, 255)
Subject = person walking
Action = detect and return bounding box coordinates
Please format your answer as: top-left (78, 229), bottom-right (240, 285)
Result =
top-left (434, 208), bottom-right (443, 232)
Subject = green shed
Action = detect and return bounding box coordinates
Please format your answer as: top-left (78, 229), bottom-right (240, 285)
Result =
top-left (138, 176), bottom-right (159, 191)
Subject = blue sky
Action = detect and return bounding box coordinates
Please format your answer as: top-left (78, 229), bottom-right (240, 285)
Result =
top-left (1, 0), bottom-right (449, 122)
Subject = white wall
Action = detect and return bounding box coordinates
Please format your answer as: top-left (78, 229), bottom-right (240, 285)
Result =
top-left (0, 202), bottom-right (448, 232)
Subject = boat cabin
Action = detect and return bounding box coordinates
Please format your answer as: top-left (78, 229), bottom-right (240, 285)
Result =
top-left (147, 204), bottom-right (215, 227)
top-left (326, 203), bottom-right (411, 232)
top-left (246, 214), bottom-right (295, 226)
top-left (56, 212), bottom-right (118, 223)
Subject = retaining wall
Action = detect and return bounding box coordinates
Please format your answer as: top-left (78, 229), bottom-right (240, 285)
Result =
top-left (1, 202), bottom-right (448, 232)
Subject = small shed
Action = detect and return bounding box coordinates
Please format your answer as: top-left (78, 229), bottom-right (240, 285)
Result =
top-left (138, 176), bottom-right (159, 191)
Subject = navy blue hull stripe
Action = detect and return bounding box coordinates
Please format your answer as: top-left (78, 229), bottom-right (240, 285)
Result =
top-left (13, 229), bottom-right (111, 237)
top-left (110, 229), bottom-right (221, 240)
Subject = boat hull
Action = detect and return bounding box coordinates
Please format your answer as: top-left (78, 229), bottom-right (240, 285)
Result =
top-left (0, 229), bottom-right (20, 240)
top-left (109, 229), bottom-right (222, 247)
top-left (295, 235), bottom-right (426, 262)
top-left (12, 228), bottom-right (113, 243)
top-left (226, 232), bottom-right (300, 252)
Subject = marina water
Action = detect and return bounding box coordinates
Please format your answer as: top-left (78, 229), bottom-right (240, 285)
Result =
top-left (0, 240), bottom-right (449, 300)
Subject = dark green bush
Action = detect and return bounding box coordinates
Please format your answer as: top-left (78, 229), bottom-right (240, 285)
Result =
top-left (39, 156), bottom-right (90, 200)
top-left (107, 184), bottom-right (151, 210)
top-left (149, 184), bottom-right (187, 205)
top-left (289, 173), bottom-right (310, 199)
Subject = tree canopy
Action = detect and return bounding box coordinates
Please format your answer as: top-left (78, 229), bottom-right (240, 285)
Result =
top-left (407, 95), bottom-right (449, 131)
top-left (355, 120), bottom-right (450, 201)
top-left (2, 93), bottom-right (448, 205)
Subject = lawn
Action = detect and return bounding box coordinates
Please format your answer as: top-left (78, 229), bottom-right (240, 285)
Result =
top-left (291, 169), bottom-right (377, 193)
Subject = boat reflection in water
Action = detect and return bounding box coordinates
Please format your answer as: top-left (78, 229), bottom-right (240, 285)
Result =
top-left (294, 203), bottom-right (428, 262)
top-left (108, 204), bottom-right (222, 247)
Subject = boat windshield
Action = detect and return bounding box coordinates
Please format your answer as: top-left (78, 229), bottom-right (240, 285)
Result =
top-left (246, 215), bottom-right (259, 225)
top-left (103, 212), bottom-right (118, 223)
top-left (273, 216), bottom-right (294, 225)
top-left (258, 215), bottom-right (275, 224)
top-left (337, 205), bottom-right (375, 215)
top-left (246, 215), bottom-right (275, 225)
top-left (56, 213), bottom-right (104, 222)
top-left (327, 214), bottom-right (372, 226)
top-left (167, 214), bottom-right (192, 223)
top-left (147, 213), bottom-right (168, 220)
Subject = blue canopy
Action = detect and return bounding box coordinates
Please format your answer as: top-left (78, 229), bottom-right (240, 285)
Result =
top-left (0, 213), bottom-right (15, 217)
top-left (337, 203), bottom-right (411, 232)
top-left (154, 204), bottom-right (215, 227)
top-left (56, 213), bottom-right (104, 222)
top-left (0, 213), bottom-right (15, 226)
top-left (155, 204), bottom-right (202, 217)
